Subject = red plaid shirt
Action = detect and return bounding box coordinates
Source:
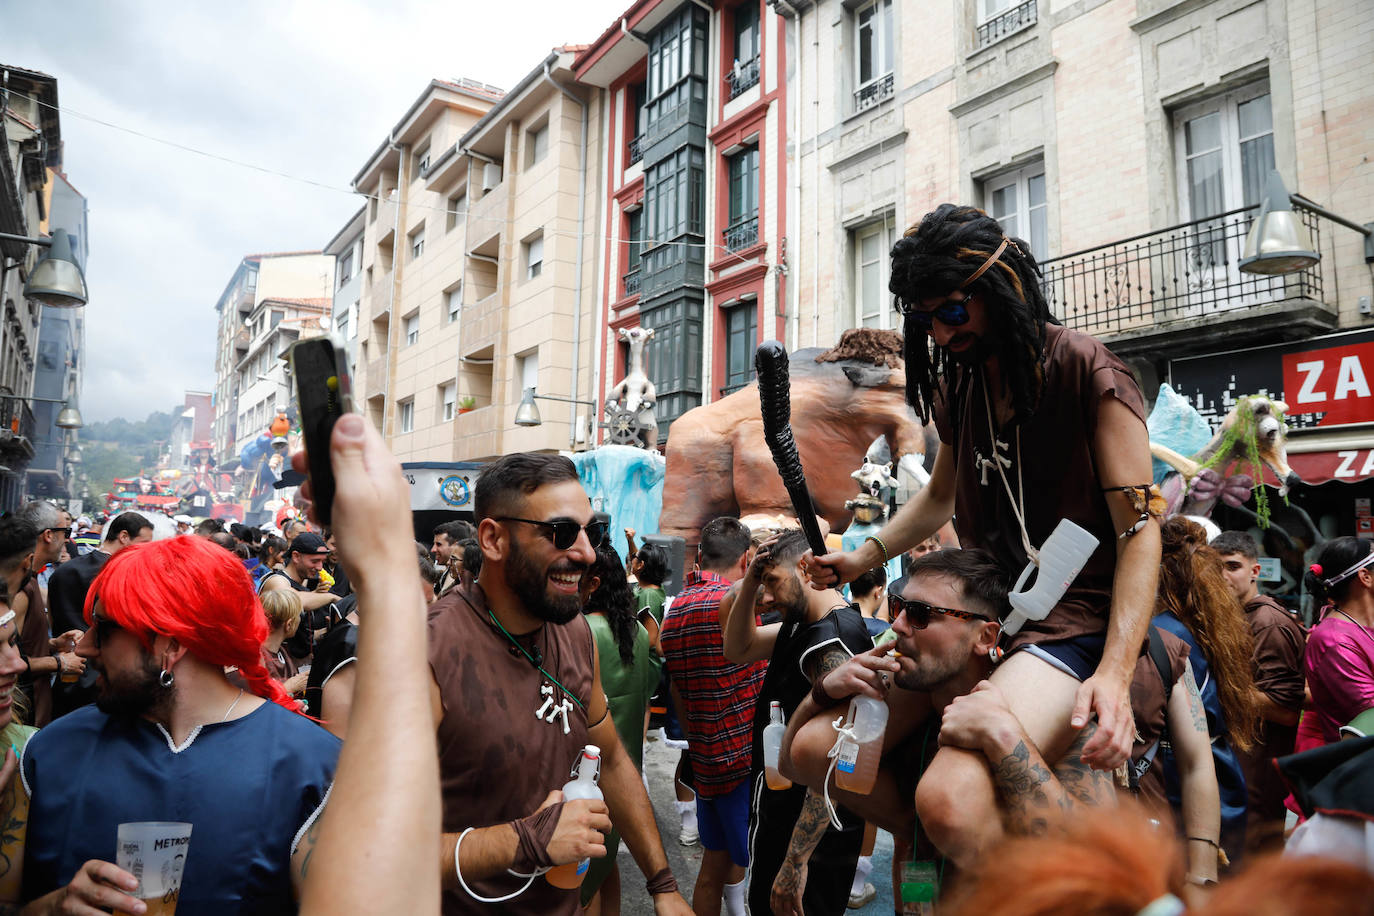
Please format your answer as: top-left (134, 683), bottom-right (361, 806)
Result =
top-left (660, 570), bottom-right (766, 797)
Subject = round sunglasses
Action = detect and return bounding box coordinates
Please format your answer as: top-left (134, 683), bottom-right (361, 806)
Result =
top-left (887, 594), bottom-right (994, 628)
top-left (496, 516), bottom-right (608, 551)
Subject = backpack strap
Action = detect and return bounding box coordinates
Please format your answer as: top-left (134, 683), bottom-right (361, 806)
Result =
top-left (1129, 626), bottom-right (1175, 790)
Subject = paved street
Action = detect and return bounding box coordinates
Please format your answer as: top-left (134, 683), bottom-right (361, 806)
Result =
top-left (619, 736), bottom-right (897, 915)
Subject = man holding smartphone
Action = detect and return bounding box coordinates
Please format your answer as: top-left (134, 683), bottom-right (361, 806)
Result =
top-left (260, 533), bottom-right (337, 661)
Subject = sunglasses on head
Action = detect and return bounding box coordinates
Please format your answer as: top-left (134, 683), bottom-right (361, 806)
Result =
top-left (887, 594), bottom-right (993, 628)
top-left (898, 295), bottom-right (972, 331)
top-left (496, 517), bottom-right (608, 551)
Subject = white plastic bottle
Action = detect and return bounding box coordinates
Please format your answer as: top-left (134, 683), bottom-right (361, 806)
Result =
top-left (762, 701), bottom-right (792, 790)
top-left (834, 696), bottom-right (888, 795)
top-left (546, 745), bottom-right (603, 889)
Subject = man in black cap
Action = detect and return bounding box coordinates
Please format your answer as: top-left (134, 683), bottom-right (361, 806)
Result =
top-left (261, 532), bottom-right (337, 660)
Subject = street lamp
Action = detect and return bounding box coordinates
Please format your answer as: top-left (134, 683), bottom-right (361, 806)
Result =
top-left (514, 387), bottom-right (597, 427)
top-left (0, 228), bottom-right (88, 307)
top-left (1240, 169), bottom-right (1374, 276)
top-left (26, 395), bottom-right (84, 430)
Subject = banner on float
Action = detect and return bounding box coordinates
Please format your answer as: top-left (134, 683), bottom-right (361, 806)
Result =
top-left (400, 462), bottom-right (486, 514)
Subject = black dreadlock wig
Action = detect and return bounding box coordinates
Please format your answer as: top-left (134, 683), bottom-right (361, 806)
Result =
top-left (889, 204), bottom-right (1057, 431)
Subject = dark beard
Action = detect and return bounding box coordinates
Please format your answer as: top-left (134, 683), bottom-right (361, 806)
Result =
top-left (95, 654), bottom-right (173, 721)
top-left (893, 648), bottom-right (969, 692)
top-left (507, 537), bottom-right (587, 625)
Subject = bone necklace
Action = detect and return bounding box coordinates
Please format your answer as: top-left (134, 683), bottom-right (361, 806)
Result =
top-left (487, 609), bottom-right (585, 734)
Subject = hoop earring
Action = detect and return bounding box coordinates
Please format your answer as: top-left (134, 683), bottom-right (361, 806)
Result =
top-left (158, 669), bottom-right (174, 688)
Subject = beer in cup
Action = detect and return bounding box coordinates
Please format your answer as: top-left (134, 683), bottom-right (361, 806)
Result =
top-left (114, 821), bottom-right (192, 916)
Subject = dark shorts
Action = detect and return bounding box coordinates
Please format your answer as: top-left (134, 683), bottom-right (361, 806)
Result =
top-left (697, 779), bottom-right (752, 867)
top-left (1013, 633), bottom-right (1107, 682)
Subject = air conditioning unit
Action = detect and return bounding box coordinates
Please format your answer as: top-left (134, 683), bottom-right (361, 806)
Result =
top-left (481, 162), bottom-right (502, 192)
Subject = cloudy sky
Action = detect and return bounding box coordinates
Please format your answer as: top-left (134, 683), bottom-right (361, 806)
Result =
top-left (0, 0), bottom-right (630, 421)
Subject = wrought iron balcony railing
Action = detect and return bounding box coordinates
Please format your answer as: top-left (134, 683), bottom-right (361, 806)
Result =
top-left (627, 133), bottom-right (643, 166)
top-left (723, 216), bottom-right (759, 253)
top-left (726, 57), bottom-right (761, 100)
top-left (623, 267), bottom-right (641, 297)
top-left (0, 395), bottom-right (36, 451)
top-left (976, 0), bottom-right (1038, 49)
top-left (1039, 204), bottom-right (1325, 338)
top-left (853, 72), bottom-right (895, 113)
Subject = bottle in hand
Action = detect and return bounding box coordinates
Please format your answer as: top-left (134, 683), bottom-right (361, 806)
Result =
top-left (763, 701), bottom-right (792, 790)
top-left (545, 745), bottom-right (603, 889)
top-left (834, 696), bottom-right (888, 795)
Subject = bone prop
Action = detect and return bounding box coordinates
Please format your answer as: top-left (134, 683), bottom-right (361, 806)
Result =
top-left (754, 341), bottom-right (828, 557)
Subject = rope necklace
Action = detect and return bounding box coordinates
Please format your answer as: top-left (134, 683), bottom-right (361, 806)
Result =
top-left (486, 609), bottom-right (585, 711)
top-left (980, 371), bottom-right (1038, 564)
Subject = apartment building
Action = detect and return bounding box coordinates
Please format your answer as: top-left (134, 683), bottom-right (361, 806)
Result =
top-left (575, 0), bottom-right (789, 435)
top-left (325, 206), bottom-right (365, 377)
top-left (353, 59), bottom-right (606, 462)
top-left (210, 251), bottom-right (334, 463)
top-left (232, 295), bottom-right (331, 457)
top-left (777, 0), bottom-right (1374, 527)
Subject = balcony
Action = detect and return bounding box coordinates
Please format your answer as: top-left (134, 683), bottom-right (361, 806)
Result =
top-left (233, 327), bottom-right (251, 351)
top-left (723, 216), bottom-right (759, 253)
top-left (854, 72), bottom-right (895, 113)
top-left (641, 97), bottom-right (708, 165)
top-left (623, 267), bottom-right (642, 298)
top-left (365, 356), bottom-right (388, 394)
top-left (461, 291), bottom-right (503, 358)
top-left (976, 0), bottom-right (1038, 50)
top-left (0, 395), bottom-right (35, 459)
top-left (628, 134), bottom-right (644, 166)
top-left (726, 57), bottom-right (760, 100)
top-left (1040, 203), bottom-right (1334, 358)
top-left (370, 269), bottom-right (394, 319)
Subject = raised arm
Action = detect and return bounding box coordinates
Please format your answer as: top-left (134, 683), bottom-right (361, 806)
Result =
top-left (721, 545), bottom-right (781, 663)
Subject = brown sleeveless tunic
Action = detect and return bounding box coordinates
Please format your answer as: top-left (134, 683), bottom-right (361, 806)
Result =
top-left (427, 582), bottom-right (596, 915)
top-left (934, 324), bottom-right (1148, 651)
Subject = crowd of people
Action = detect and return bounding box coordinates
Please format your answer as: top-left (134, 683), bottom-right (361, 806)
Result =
top-left (0, 203), bottom-right (1369, 916)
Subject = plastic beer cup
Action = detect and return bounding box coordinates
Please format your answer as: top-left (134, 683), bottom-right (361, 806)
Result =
top-left (114, 822), bottom-right (192, 916)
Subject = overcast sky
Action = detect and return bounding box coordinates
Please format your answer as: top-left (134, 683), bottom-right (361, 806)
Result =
top-left (0, 0), bottom-right (630, 421)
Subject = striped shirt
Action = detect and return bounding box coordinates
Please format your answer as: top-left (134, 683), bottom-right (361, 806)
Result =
top-left (660, 570), bottom-right (766, 797)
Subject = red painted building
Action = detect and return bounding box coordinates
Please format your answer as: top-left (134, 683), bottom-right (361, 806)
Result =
top-left (575, 0), bottom-right (788, 441)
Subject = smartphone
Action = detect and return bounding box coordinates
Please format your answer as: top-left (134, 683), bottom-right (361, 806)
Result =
top-left (287, 335), bottom-right (354, 527)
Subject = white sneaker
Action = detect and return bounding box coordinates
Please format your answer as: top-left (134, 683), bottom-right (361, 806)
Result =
top-left (663, 737), bottom-right (690, 750)
top-left (678, 825), bottom-right (700, 846)
top-left (847, 882), bottom-right (876, 909)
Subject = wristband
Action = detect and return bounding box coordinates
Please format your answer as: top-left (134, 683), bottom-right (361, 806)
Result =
top-left (811, 676), bottom-right (841, 708)
top-left (510, 801), bottom-right (564, 873)
top-left (646, 866), bottom-right (679, 896)
top-left (865, 535), bottom-right (889, 564)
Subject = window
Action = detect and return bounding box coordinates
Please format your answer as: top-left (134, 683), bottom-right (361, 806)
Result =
top-left (399, 399), bottom-right (414, 433)
top-left (338, 251), bottom-right (353, 287)
top-left (336, 307), bottom-right (350, 341)
top-left (515, 349), bottom-right (540, 396)
top-left (409, 225), bottom-right (425, 261)
top-left (984, 165), bottom-right (1048, 262)
top-left (446, 284), bottom-right (463, 324)
top-left (722, 301), bottom-right (757, 394)
top-left (270, 310), bottom-right (285, 329)
top-left (645, 147), bottom-right (706, 243)
top-left (1175, 86), bottom-right (1274, 221)
top-left (524, 234), bottom-right (545, 280)
top-left (628, 83), bottom-right (648, 165)
top-left (733, 2), bottom-right (760, 64)
top-left (854, 222), bottom-right (897, 329)
top-left (854, 0), bottom-right (894, 110)
top-left (440, 383), bottom-right (456, 421)
top-left (725, 147), bottom-right (760, 251)
top-left (404, 313), bottom-right (419, 347)
top-left (447, 193), bottom-right (466, 232)
top-left (976, 0), bottom-right (1038, 47)
top-left (526, 120), bottom-right (549, 169)
top-left (414, 144), bottom-right (430, 176)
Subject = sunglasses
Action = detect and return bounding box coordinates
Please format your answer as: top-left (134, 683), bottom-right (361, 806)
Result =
top-left (898, 295), bottom-right (973, 331)
top-left (496, 517), bottom-right (608, 551)
top-left (887, 595), bottom-right (993, 628)
top-left (44, 526), bottom-right (73, 538)
top-left (90, 615), bottom-right (121, 649)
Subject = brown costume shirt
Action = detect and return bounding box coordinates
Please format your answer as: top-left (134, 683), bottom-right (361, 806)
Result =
top-left (1129, 628), bottom-right (1191, 814)
top-left (1238, 594), bottom-right (1305, 818)
top-left (934, 324), bottom-right (1148, 650)
top-left (19, 578), bottom-right (53, 727)
top-left (428, 582), bottom-right (596, 916)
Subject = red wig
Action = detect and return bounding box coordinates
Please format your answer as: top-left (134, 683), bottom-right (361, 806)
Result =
top-left (85, 535), bottom-right (298, 713)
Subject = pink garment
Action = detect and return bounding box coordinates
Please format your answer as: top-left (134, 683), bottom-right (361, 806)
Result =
top-left (1304, 613), bottom-right (1374, 745)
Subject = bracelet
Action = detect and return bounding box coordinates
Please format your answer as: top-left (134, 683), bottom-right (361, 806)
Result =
top-left (810, 676), bottom-right (842, 708)
top-left (453, 827), bottom-right (539, 904)
top-left (864, 535), bottom-right (889, 564)
top-left (646, 866), bottom-right (679, 896)
top-left (1186, 836), bottom-right (1220, 847)
top-left (1185, 874), bottom-right (1217, 887)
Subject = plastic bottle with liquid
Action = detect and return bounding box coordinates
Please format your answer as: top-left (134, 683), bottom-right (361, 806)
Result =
top-left (762, 701), bottom-right (792, 790)
top-left (545, 745), bottom-right (603, 889)
top-left (834, 696), bottom-right (888, 795)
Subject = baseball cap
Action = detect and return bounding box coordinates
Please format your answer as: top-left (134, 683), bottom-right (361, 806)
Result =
top-left (290, 532), bottom-right (329, 556)
top-left (174, 515), bottom-right (193, 525)
top-left (77, 516), bottom-right (92, 528)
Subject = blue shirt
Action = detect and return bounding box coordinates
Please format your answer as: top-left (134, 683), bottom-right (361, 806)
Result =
top-left (22, 700), bottom-right (340, 915)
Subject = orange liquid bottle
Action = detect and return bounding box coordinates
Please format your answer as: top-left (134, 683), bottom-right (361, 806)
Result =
top-left (546, 745), bottom-right (603, 889)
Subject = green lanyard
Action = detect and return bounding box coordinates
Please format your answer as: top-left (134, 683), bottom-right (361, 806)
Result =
top-left (902, 722), bottom-right (946, 908)
top-left (487, 609), bottom-right (586, 711)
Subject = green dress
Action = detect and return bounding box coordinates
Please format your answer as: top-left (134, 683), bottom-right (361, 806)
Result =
top-left (582, 614), bottom-right (657, 904)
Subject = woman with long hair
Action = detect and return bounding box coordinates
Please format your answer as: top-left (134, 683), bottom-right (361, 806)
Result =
top-left (1302, 536), bottom-right (1374, 746)
top-left (579, 542), bottom-right (657, 916)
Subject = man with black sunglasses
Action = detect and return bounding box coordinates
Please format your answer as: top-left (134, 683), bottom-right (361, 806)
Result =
top-left (780, 549), bottom-right (1117, 899)
top-left (807, 204), bottom-right (1159, 867)
top-left (7, 504), bottom-right (83, 727)
top-left (425, 451), bottom-right (689, 916)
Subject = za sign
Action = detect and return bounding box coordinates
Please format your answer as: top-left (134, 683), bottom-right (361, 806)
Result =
top-left (1284, 338), bottom-right (1374, 427)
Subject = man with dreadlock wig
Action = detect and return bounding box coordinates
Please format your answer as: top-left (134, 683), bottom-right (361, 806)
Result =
top-left (17, 534), bottom-right (340, 915)
top-left (808, 204), bottom-right (1160, 866)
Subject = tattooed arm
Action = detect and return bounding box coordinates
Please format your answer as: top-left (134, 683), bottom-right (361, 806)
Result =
top-left (1169, 665), bottom-right (1220, 884)
top-left (770, 790), bottom-right (830, 916)
top-left (940, 681), bottom-right (1113, 836)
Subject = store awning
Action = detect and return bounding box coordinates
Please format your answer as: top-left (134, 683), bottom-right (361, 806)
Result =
top-left (1279, 426), bottom-right (1374, 485)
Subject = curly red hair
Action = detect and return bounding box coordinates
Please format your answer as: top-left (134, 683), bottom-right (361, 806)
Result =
top-left (85, 535), bottom-right (297, 713)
